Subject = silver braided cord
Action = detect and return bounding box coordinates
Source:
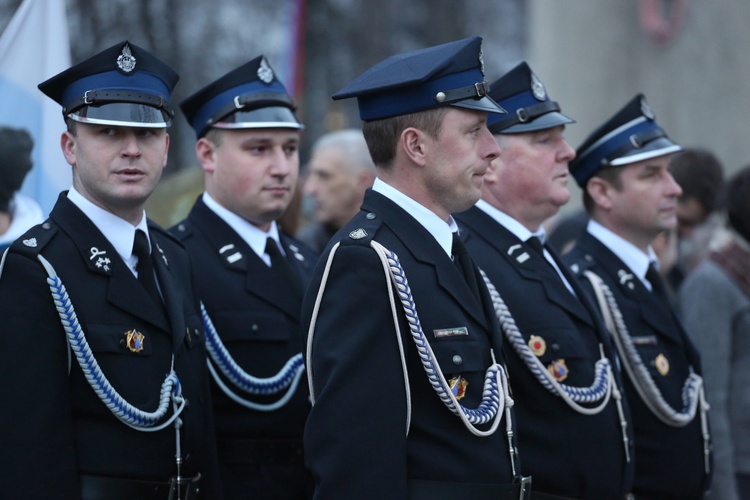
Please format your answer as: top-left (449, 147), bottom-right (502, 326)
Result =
top-left (480, 270), bottom-right (614, 413)
top-left (202, 303), bottom-right (305, 411)
top-left (37, 254), bottom-right (186, 432)
top-left (481, 269), bottom-right (630, 461)
top-left (584, 270), bottom-right (710, 472)
top-left (305, 242), bottom-right (414, 434)
top-left (370, 241), bottom-right (512, 438)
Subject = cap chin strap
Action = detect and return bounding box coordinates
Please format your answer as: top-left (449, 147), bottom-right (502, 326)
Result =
top-left (434, 80), bottom-right (491, 105)
top-left (63, 89), bottom-right (174, 118)
top-left (488, 101), bottom-right (561, 134)
top-left (205, 91), bottom-right (296, 127)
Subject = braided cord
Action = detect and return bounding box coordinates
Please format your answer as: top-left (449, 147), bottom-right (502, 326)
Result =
top-left (39, 255), bottom-right (185, 431)
top-left (370, 241), bottom-right (512, 437)
top-left (481, 270), bottom-right (614, 413)
top-left (585, 271), bottom-right (706, 426)
top-left (202, 303), bottom-right (305, 411)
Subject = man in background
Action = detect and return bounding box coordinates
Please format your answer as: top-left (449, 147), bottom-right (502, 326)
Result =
top-left (0, 126), bottom-right (43, 252)
top-left (299, 128), bottom-right (375, 253)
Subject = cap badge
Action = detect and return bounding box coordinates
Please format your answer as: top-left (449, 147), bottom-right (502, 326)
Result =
top-left (349, 228), bottom-right (367, 240)
top-left (547, 359), bottom-right (568, 382)
top-left (124, 329), bottom-right (145, 353)
top-left (478, 42), bottom-right (485, 76)
top-left (531, 72), bottom-right (547, 101)
top-left (257, 57), bottom-right (274, 84)
top-left (529, 335), bottom-right (547, 357)
top-left (640, 96), bottom-right (655, 120)
top-left (449, 375), bottom-right (468, 401)
top-left (117, 43), bottom-right (137, 73)
top-left (655, 353), bottom-right (670, 375)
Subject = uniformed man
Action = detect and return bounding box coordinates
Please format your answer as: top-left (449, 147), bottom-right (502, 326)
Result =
top-left (172, 56), bottom-right (317, 499)
top-left (0, 41), bottom-right (222, 499)
top-left (301, 37), bottom-right (528, 500)
top-left (454, 62), bottom-right (635, 499)
top-left (563, 94), bottom-right (711, 499)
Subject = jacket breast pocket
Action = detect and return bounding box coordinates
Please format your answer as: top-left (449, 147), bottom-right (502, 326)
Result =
top-left (211, 309), bottom-right (290, 343)
top-left (85, 323), bottom-right (154, 356)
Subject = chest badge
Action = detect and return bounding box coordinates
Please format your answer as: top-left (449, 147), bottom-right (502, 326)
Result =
top-left (124, 329), bottom-right (145, 353)
top-left (547, 359), bottom-right (568, 382)
top-left (449, 376), bottom-right (468, 401)
top-left (655, 353), bottom-right (670, 376)
top-left (528, 335), bottom-right (546, 357)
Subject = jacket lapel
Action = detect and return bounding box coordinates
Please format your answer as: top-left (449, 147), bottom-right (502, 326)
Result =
top-left (52, 197), bottom-right (170, 331)
top-left (361, 193), bottom-right (489, 327)
top-left (188, 199), bottom-right (301, 319)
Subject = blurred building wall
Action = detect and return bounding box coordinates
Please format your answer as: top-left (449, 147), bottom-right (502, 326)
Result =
top-left (529, 0), bottom-right (750, 217)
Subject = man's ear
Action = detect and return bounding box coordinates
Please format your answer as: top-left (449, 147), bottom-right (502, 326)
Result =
top-left (196, 137), bottom-right (217, 174)
top-left (586, 176), bottom-right (614, 211)
top-left (61, 131), bottom-right (76, 167)
top-left (399, 127), bottom-right (428, 167)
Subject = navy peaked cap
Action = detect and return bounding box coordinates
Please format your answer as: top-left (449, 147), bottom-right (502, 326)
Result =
top-left (487, 62), bottom-right (574, 134)
top-left (570, 94), bottom-right (682, 187)
top-left (333, 37), bottom-right (506, 121)
top-left (38, 40), bottom-right (178, 127)
top-left (180, 55), bottom-right (302, 139)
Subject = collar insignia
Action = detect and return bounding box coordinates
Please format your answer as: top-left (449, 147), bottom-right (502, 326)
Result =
top-left (618, 269), bottom-right (636, 290)
top-left (219, 243), bottom-right (243, 264)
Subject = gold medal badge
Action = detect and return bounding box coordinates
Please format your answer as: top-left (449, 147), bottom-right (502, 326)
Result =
top-left (124, 329), bottom-right (145, 353)
top-left (547, 359), bottom-right (568, 382)
top-left (449, 376), bottom-right (468, 401)
top-left (655, 353), bottom-right (670, 376)
top-left (529, 335), bottom-right (546, 357)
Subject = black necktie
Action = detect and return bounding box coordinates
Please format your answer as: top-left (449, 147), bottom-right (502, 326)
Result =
top-left (265, 237), bottom-right (303, 300)
top-left (452, 233), bottom-right (481, 302)
top-left (526, 236), bottom-right (545, 255)
top-left (646, 262), bottom-right (671, 310)
top-left (133, 230), bottom-right (162, 304)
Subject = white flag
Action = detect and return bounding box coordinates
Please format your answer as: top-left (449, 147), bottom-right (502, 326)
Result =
top-left (0, 0), bottom-right (71, 217)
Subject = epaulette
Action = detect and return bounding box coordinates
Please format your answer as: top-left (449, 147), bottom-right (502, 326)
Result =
top-left (168, 219), bottom-right (193, 242)
top-left (10, 220), bottom-right (58, 258)
top-left (338, 211), bottom-right (383, 247)
top-left (568, 253), bottom-right (597, 276)
top-left (149, 219), bottom-right (184, 246)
